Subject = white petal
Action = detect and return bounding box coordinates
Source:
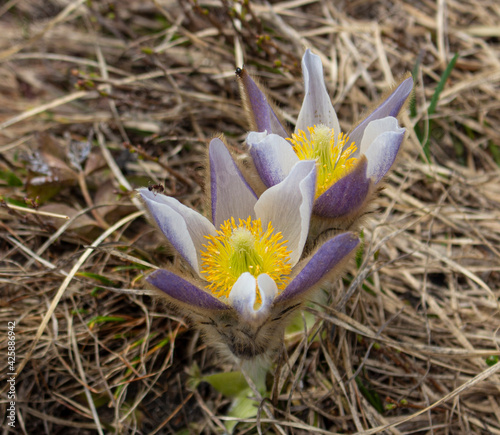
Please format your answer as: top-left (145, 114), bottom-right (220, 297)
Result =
top-left (296, 49), bottom-right (340, 139)
top-left (246, 131), bottom-right (268, 143)
top-left (364, 129), bottom-right (405, 184)
top-left (228, 272), bottom-right (257, 316)
top-left (359, 117), bottom-right (401, 155)
top-left (229, 273), bottom-right (278, 321)
top-left (254, 160), bottom-right (316, 266)
top-left (247, 132), bottom-right (299, 187)
top-left (257, 274), bottom-right (278, 312)
top-left (139, 188), bottom-right (215, 274)
top-left (209, 138), bottom-right (257, 228)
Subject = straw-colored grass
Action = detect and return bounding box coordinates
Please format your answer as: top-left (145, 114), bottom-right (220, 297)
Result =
top-left (1, 0), bottom-right (499, 433)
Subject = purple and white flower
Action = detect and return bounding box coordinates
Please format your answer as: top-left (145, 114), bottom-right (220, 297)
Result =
top-left (140, 138), bottom-right (359, 358)
top-left (239, 49), bottom-right (413, 222)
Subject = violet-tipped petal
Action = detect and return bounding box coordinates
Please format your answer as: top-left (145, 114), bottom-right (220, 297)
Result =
top-left (313, 157), bottom-right (371, 218)
top-left (359, 117), bottom-right (402, 155)
top-left (146, 269), bottom-right (229, 310)
top-left (247, 132), bottom-right (298, 187)
top-left (349, 77), bottom-right (413, 148)
top-left (209, 138), bottom-right (258, 228)
top-left (276, 232), bottom-right (360, 303)
top-left (255, 160), bottom-right (316, 266)
top-left (237, 67), bottom-right (288, 138)
top-left (364, 127), bottom-right (406, 184)
top-left (139, 188), bottom-right (216, 273)
top-left (296, 49), bottom-right (340, 139)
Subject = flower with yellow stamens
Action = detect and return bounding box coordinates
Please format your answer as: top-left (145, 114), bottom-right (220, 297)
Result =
top-left (201, 217), bottom-right (292, 299)
top-left (139, 137), bottom-right (359, 359)
top-left (289, 125), bottom-right (357, 197)
top-left (240, 49), bottom-right (413, 223)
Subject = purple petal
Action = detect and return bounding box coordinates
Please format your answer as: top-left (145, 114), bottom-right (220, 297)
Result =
top-left (236, 67), bottom-right (288, 138)
top-left (296, 49), bottom-right (340, 138)
top-left (255, 160), bottom-right (316, 266)
top-left (139, 188), bottom-right (215, 273)
top-left (313, 157), bottom-right (371, 218)
top-left (276, 232), bottom-right (360, 303)
top-left (247, 131), bottom-right (299, 187)
top-left (349, 77), bottom-right (413, 149)
top-left (146, 269), bottom-right (228, 310)
top-left (364, 128), bottom-right (405, 184)
top-left (209, 138), bottom-right (258, 228)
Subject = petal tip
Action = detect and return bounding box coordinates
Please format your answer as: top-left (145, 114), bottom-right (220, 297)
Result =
top-left (146, 269), bottom-right (229, 311)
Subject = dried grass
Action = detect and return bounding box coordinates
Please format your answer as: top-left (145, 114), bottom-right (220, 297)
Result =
top-left (1, 0), bottom-right (499, 433)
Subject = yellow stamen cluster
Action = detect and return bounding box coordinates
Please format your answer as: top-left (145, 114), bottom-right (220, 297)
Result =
top-left (288, 125), bottom-right (357, 197)
top-left (200, 217), bottom-right (292, 299)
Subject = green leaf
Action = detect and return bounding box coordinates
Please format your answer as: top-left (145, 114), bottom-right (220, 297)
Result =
top-left (486, 355), bottom-right (499, 367)
top-left (71, 308), bottom-right (88, 315)
top-left (129, 333), bottom-right (158, 349)
top-left (422, 53), bottom-right (459, 161)
top-left (428, 53), bottom-right (459, 117)
top-left (90, 286), bottom-right (103, 297)
top-left (87, 316), bottom-right (126, 328)
top-left (355, 376), bottom-right (384, 414)
top-left (226, 392), bottom-right (259, 434)
top-left (77, 271), bottom-right (118, 287)
top-left (113, 264), bottom-right (149, 271)
top-left (488, 142), bottom-right (500, 166)
top-left (2, 197), bottom-right (28, 207)
top-left (201, 371), bottom-right (249, 397)
top-left (355, 230), bottom-right (365, 269)
top-left (285, 309), bottom-right (316, 336)
top-left (0, 170), bottom-right (23, 187)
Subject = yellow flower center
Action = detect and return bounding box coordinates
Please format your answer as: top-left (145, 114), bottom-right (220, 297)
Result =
top-left (288, 124), bottom-right (357, 197)
top-left (200, 217), bottom-right (292, 299)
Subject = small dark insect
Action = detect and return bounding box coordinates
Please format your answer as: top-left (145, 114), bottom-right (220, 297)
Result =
top-left (148, 183), bottom-right (164, 195)
top-left (235, 67), bottom-right (243, 76)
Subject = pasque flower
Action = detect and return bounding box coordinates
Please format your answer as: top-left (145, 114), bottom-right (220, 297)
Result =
top-left (238, 49), bottom-right (413, 226)
top-left (140, 138), bottom-right (359, 359)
